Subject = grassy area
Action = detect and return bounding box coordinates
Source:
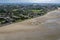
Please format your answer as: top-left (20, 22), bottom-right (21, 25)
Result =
top-left (31, 10), bottom-right (42, 13)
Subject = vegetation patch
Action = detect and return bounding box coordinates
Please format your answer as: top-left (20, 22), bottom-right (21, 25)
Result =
top-left (0, 3), bottom-right (58, 25)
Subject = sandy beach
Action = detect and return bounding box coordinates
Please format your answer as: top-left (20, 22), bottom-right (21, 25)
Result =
top-left (0, 9), bottom-right (60, 40)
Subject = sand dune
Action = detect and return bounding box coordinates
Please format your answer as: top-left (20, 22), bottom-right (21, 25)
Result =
top-left (0, 9), bottom-right (60, 40)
